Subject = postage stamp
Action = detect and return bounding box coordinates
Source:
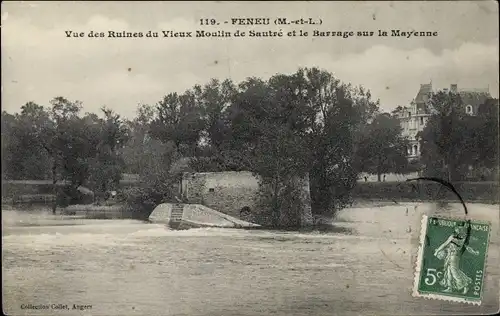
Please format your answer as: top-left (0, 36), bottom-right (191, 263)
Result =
top-left (412, 215), bottom-right (491, 305)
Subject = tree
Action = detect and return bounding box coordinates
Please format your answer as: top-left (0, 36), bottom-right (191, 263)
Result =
top-left (299, 68), bottom-right (379, 216)
top-left (418, 90), bottom-right (472, 181)
top-left (1, 98), bottom-right (87, 212)
top-left (200, 78), bottom-right (236, 150)
top-left (2, 104), bottom-right (54, 180)
top-left (44, 97), bottom-right (85, 212)
top-left (2, 109), bottom-right (45, 180)
top-left (185, 79), bottom-right (240, 173)
top-left (1, 69), bottom-right (385, 224)
top-left (124, 103), bottom-right (179, 185)
top-left (122, 104), bottom-right (156, 174)
top-left (11, 98), bottom-right (129, 211)
top-left (1, 111), bottom-right (17, 179)
top-left (150, 90), bottom-right (205, 156)
top-left (476, 98), bottom-right (499, 173)
top-left (86, 107), bottom-right (130, 198)
top-left (178, 69), bottom-right (381, 223)
top-left (391, 105), bottom-right (404, 115)
top-left (221, 75), bottom-right (312, 227)
top-left (356, 113), bottom-right (409, 181)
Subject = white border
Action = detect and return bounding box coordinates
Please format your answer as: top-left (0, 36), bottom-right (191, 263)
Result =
top-left (412, 214), bottom-right (491, 306)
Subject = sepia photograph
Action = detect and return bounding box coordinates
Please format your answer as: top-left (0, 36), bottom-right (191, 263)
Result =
top-left (1, 1), bottom-right (499, 315)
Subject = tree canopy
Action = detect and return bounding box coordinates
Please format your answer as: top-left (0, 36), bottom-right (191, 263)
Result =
top-left (418, 91), bottom-right (498, 181)
top-left (4, 68), bottom-right (496, 224)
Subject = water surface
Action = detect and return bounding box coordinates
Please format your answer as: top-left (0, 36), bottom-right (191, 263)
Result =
top-left (3, 203), bottom-right (499, 316)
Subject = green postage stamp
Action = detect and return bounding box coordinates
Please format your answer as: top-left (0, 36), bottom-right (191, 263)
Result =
top-left (412, 215), bottom-right (491, 305)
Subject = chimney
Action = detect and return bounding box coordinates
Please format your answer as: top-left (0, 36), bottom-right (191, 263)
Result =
top-left (450, 84), bottom-right (458, 93)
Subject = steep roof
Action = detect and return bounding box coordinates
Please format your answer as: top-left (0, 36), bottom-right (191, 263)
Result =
top-left (394, 84), bottom-right (492, 116)
top-left (459, 91), bottom-right (491, 107)
top-left (414, 84), bottom-right (433, 104)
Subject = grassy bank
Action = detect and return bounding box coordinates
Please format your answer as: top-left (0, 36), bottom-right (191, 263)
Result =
top-left (352, 181), bottom-right (498, 203)
top-left (2, 180), bottom-right (143, 197)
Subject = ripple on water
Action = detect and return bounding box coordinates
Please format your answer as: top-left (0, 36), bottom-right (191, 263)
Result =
top-left (2, 204), bottom-right (499, 316)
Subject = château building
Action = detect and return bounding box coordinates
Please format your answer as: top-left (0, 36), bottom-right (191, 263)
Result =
top-left (394, 83), bottom-right (491, 159)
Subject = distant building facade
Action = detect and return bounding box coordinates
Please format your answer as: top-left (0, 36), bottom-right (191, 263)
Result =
top-left (394, 83), bottom-right (491, 159)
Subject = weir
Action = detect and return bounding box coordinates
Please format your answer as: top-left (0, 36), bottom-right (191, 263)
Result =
top-left (149, 203), bottom-right (261, 230)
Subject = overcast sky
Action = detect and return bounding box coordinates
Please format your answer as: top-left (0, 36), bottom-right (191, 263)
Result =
top-left (1, 1), bottom-right (498, 119)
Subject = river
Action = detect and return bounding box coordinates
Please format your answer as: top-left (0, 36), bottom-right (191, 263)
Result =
top-left (2, 202), bottom-right (499, 316)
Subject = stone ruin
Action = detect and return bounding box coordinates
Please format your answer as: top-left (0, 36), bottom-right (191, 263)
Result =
top-left (178, 171), bottom-right (313, 227)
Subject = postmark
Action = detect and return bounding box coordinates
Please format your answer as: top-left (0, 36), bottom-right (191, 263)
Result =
top-left (412, 215), bottom-right (491, 305)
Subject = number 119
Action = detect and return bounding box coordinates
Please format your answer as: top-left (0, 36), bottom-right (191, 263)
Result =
top-left (200, 19), bottom-right (217, 25)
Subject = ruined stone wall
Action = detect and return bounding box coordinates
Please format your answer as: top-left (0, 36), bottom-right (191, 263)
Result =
top-left (181, 173), bottom-right (207, 204)
top-left (182, 171), bottom-right (313, 226)
top-left (182, 171), bottom-right (259, 218)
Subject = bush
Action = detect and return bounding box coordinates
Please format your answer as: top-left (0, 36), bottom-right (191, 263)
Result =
top-left (352, 181), bottom-right (498, 203)
top-left (121, 186), bottom-right (165, 220)
top-left (253, 176), bottom-right (310, 228)
top-left (121, 170), bottom-right (178, 220)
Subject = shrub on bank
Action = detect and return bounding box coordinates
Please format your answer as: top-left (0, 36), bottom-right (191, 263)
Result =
top-left (1, 181), bottom-right (62, 197)
top-left (352, 181), bottom-right (499, 203)
top-left (121, 185), bottom-right (175, 220)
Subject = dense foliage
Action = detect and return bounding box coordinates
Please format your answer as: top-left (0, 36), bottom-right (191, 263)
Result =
top-left (2, 98), bottom-right (130, 212)
top-left (2, 68), bottom-right (497, 223)
top-left (355, 113), bottom-right (410, 181)
top-left (418, 91), bottom-right (498, 181)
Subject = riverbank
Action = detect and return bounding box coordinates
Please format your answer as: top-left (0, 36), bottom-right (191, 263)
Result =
top-left (4, 180), bottom-right (498, 203)
top-left (352, 181), bottom-right (498, 203)
top-left (350, 199), bottom-right (499, 208)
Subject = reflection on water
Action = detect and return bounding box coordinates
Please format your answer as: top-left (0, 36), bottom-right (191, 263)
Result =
top-left (2, 203), bottom-right (499, 316)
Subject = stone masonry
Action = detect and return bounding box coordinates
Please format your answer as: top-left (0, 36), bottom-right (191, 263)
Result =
top-left (180, 171), bottom-right (313, 226)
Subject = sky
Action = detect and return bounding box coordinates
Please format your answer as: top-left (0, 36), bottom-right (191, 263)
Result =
top-left (1, 1), bottom-right (499, 119)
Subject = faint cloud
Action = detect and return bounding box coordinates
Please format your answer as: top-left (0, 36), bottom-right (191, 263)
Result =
top-left (1, 2), bottom-right (498, 118)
